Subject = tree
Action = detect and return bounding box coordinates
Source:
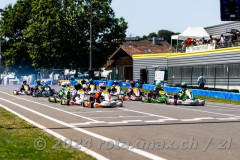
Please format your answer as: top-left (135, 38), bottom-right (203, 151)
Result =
top-left (25, 0), bottom-right (128, 69)
top-left (1, 0), bottom-right (35, 75)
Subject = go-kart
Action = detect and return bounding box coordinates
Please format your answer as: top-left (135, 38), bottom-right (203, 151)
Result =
top-left (110, 86), bottom-right (124, 96)
top-left (142, 90), bottom-right (167, 103)
top-left (119, 87), bottom-right (143, 101)
top-left (32, 85), bottom-right (55, 97)
top-left (13, 85), bottom-right (32, 95)
top-left (49, 87), bottom-right (72, 103)
top-left (90, 90), bottom-right (123, 108)
top-left (60, 89), bottom-right (91, 107)
top-left (165, 89), bottom-right (205, 106)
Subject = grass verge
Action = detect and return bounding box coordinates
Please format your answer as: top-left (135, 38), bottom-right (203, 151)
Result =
top-left (0, 107), bottom-right (95, 160)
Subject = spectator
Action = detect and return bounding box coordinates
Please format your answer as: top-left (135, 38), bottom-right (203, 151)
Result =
top-left (181, 42), bottom-right (186, 53)
top-left (197, 73), bottom-right (206, 89)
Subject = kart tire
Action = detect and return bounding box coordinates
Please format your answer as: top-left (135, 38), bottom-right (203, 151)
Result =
top-left (48, 97), bottom-right (51, 102)
top-left (90, 101), bottom-right (94, 108)
top-left (82, 101), bottom-right (85, 107)
top-left (67, 99), bottom-right (70, 106)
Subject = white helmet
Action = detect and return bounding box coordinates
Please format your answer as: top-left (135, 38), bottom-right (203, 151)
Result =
top-left (61, 82), bottom-right (68, 88)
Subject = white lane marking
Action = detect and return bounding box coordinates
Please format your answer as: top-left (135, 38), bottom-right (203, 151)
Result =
top-left (72, 110), bottom-right (123, 113)
top-left (0, 97), bottom-right (166, 160)
top-left (204, 105), bottom-right (240, 110)
top-left (148, 102), bottom-right (237, 117)
top-left (87, 116), bottom-right (151, 119)
top-left (118, 108), bottom-right (173, 119)
top-left (123, 120), bottom-right (143, 123)
top-left (216, 117), bottom-right (239, 121)
top-left (144, 120), bottom-right (165, 123)
top-left (0, 91), bottom-right (99, 122)
top-left (0, 103), bottom-right (109, 160)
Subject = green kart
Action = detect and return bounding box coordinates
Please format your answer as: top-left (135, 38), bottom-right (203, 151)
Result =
top-left (48, 87), bottom-right (72, 103)
top-left (142, 90), bottom-right (167, 103)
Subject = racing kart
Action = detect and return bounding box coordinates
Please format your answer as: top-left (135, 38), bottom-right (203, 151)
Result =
top-left (13, 85), bottom-right (32, 95)
top-left (165, 89), bottom-right (205, 106)
top-left (60, 89), bottom-right (91, 107)
top-left (119, 87), bottom-right (143, 101)
top-left (32, 85), bottom-right (55, 97)
top-left (90, 90), bottom-right (123, 108)
top-left (142, 90), bottom-right (167, 103)
top-left (49, 87), bottom-right (72, 103)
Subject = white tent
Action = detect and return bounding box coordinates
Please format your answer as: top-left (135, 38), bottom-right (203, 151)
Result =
top-left (171, 26), bottom-right (210, 53)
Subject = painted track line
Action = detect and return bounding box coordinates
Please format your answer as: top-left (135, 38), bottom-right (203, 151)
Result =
top-left (0, 91), bottom-right (99, 122)
top-left (0, 103), bottom-right (109, 160)
top-left (118, 108), bottom-right (173, 119)
top-left (144, 102), bottom-right (237, 117)
top-left (0, 97), bottom-right (167, 160)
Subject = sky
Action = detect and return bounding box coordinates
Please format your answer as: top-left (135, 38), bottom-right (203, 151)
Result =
top-left (1, 0), bottom-right (230, 37)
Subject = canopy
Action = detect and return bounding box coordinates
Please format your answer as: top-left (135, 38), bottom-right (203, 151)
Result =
top-left (171, 26), bottom-right (210, 40)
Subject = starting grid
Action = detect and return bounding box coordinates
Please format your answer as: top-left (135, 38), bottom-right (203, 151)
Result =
top-left (58, 104), bottom-right (240, 126)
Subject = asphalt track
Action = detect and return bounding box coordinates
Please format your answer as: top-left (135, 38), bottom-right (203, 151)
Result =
top-left (0, 85), bottom-right (240, 160)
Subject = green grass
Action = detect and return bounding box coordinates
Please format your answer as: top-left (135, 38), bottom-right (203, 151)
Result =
top-left (120, 87), bottom-right (240, 105)
top-left (0, 108), bottom-right (95, 160)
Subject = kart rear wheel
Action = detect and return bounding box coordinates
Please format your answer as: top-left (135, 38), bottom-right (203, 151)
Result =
top-left (48, 97), bottom-right (51, 102)
top-left (67, 99), bottom-right (70, 106)
top-left (90, 101), bottom-right (94, 108)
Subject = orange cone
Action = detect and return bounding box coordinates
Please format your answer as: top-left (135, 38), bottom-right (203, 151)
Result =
top-left (50, 81), bottom-right (53, 87)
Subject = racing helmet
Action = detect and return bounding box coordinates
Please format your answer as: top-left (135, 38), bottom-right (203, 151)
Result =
top-left (61, 82), bottom-right (68, 88)
top-left (81, 79), bottom-right (86, 84)
top-left (114, 80), bottom-right (118, 85)
top-left (130, 81), bottom-right (135, 87)
top-left (74, 83), bottom-right (82, 90)
top-left (181, 82), bottom-right (187, 89)
top-left (89, 80), bottom-right (93, 85)
top-left (99, 83), bottom-right (106, 90)
top-left (37, 80), bottom-right (41, 85)
top-left (23, 80), bottom-right (27, 85)
top-left (156, 82), bottom-right (162, 89)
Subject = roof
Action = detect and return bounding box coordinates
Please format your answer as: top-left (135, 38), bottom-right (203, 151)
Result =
top-left (109, 40), bottom-right (173, 60)
top-left (171, 26), bottom-right (210, 40)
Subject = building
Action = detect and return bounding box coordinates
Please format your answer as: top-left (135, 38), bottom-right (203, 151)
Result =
top-left (104, 38), bottom-right (174, 81)
top-left (133, 22), bottom-right (240, 90)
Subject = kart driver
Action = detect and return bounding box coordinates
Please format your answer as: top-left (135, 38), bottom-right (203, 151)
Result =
top-left (111, 80), bottom-right (121, 93)
top-left (148, 82), bottom-right (165, 99)
top-left (20, 80), bottom-right (30, 92)
top-left (32, 80), bottom-right (43, 93)
top-left (95, 83), bottom-right (107, 103)
top-left (178, 82), bottom-right (188, 99)
top-left (72, 83), bottom-right (83, 102)
top-left (127, 81), bottom-right (135, 96)
top-left (86, 80), bottom-right (96, 92)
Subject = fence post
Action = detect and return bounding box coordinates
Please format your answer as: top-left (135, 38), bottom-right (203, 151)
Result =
top-left (227, 66), bottom-right (229, 91)
top-left (214, 66), bottom-right (216, 89)
top-left (191, 67), bottom-right (193, 86)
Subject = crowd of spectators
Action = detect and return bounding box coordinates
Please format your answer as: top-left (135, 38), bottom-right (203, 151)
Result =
top-left (181, 33), bottom-right (240, 53)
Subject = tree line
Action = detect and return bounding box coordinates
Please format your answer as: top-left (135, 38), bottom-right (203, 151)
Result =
top-left (1, 0), bottom-right (128, 75)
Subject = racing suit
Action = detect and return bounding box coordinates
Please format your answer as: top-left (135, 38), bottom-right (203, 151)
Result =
top-left (148, 87), bottom-right (165, 99)
top-left (178, 89), bottom-right (188, 99)
top-left (20, 84), bottom-right (30, 92)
